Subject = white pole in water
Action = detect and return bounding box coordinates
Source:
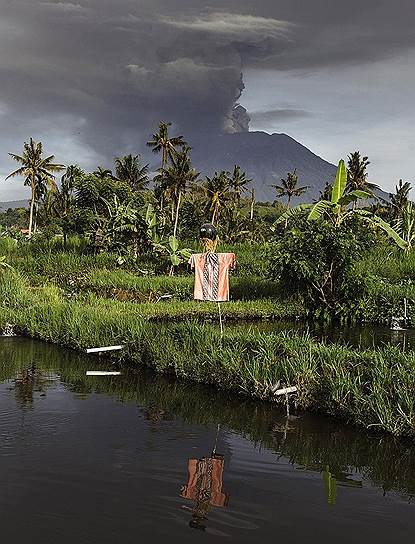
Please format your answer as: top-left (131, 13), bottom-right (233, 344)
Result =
top-left (404, 298), bottom-right (408, 324)
top-left (86, 345), bottom-right (124, 354)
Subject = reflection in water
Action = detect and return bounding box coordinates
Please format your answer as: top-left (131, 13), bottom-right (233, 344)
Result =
top-left (323, 467), bottom-right (337, 506)
top-left (1, 337), bottom-right (415, 543)
top-left (181, 454), bottom-right (229, 531)
top-left (181, 425), bottom-right (229, 531)
top-left (12, 364), bottom-right (55, 406)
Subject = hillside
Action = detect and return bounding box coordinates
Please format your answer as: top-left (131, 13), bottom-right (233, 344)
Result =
top-left (0, 200), bottom-right (28, 212)
top-left (190, 131), bottom-right (337, 202)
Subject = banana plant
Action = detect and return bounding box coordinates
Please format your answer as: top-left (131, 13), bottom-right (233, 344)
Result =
top-left (352, 210), bottom-right (409, 251)
top-left (274, 159), bottom-right (411, 251)
top-left (395, 201), bottom-right (415, 250)
top-left (100, 195), bottom-right (143, 252)
top-left (276, 160), bottom-right (372, 227)
top-left (308, 159), bottom-right (372, 226)
top-left (144, 204), bottom-right (191, 272)
top-left (145, 203), bottom-right (160, 244)
top-left (153, 235), bottom-right (192, 275)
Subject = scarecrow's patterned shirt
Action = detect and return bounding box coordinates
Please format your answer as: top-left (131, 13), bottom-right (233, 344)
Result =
top-left (188, 252), bottom-right (236, 302)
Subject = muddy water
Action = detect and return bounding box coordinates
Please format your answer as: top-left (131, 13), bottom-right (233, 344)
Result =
top-left (0, 337), bottom-right (414, 543)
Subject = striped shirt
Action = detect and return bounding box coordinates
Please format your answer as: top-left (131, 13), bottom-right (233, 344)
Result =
top-left (189, 253), bottom-right (236, 302)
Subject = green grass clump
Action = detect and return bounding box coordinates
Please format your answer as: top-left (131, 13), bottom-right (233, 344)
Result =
top-left (356, 245), bottom-right (415, 282)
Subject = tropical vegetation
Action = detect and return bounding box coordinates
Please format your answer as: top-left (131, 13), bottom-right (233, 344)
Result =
top-left (1, 125), bottom-right (415, 438)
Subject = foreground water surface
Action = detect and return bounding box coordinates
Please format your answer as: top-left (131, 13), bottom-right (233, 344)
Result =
top-left (0, 336), bottom-right (414, 543)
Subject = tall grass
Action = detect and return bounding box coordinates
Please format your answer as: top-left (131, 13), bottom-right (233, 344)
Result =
top-left (356, 245), bottom-right (415, 282)
top-left (1, 269), bottom-right (414, 438)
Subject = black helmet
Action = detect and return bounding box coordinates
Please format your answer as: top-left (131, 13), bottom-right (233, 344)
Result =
top-left (199, 223), bottom-right (217, 240)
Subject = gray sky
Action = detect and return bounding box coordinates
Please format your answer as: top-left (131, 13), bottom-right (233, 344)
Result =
top-left (0, 0), bottom-right (414, 200)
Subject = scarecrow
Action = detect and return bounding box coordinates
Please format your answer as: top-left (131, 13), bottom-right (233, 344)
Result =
top-left (188, 224), bottom-right (236, 333)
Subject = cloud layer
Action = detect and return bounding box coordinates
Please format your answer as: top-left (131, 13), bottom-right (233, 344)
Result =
top-left (0, 0), bottom-right (414, 198)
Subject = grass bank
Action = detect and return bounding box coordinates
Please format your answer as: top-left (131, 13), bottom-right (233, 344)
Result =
top-left (1, 269), bottom-right (414, 438)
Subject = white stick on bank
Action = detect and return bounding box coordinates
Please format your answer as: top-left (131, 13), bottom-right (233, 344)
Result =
top-left (86, 345), bottom-right (124, 354)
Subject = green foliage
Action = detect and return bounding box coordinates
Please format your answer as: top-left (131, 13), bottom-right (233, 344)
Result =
top-left (395, 201), bottom-right (415, 249)
top-left (74, 173), bottom-right (134, 225)
top-left (0, 236), bottom-right (18, 256)
top-left (266, 219), bottom-right (367, 315)
top-left (0, 207), bottom-right (28, 228)
top-left (276, 160), bottom-right (372, 228)
top-left (390, 179), bottom-right (412, 220)
top-left (153, 235), bottom-right (192, 269)
top-left (356, 210), bottom-right (409, 251)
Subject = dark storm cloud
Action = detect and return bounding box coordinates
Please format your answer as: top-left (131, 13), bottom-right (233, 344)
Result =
top-left (0, 0), bottom-right (292, 164)
top-left (0, 0), bottom-right (414, 185)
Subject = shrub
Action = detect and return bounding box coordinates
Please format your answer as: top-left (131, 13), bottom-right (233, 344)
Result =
top-left (265, 219), bottom-right (367, 317)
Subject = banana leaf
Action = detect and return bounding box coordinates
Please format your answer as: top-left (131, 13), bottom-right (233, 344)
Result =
top-left (331, 159), bottom-right (347, 204)
top-left (356, 210), bottom-right (409, 251)
top-left (338, 189), bottom-right (373, 207)
top-left (274, 203), bottom-right (312, 225)
top-left (307, 200), bottom-right (332, 221)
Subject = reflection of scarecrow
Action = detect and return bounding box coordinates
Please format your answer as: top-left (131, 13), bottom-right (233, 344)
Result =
top-left (180, 426), bottom-right (229, 531)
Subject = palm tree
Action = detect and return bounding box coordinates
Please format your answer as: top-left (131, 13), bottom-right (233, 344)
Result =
top-left (347, 151), bottom-right (379, 198)
top-left (154, 146), bottom-right (199, 238)
top-left (114, 154), bottom-right (149, 191)
top-left (93, 166), bottom-right (113, 179)
top-left (59, 165), bottom-right (83, 246)
top-left (272, 170), bottom-right (308, 208)
top-left (203, 171), bottom-right (232, 225)
top-left (390, 179), bottom-right (412, 220)
top-left (146, 122), bottom-right (187, 169)
top-left (6, 138), bottom-right (64, 237)
top-left (229, 165), bottom-right (251, 205)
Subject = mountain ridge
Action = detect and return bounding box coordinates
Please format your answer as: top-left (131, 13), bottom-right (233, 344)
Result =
top-left (0, 200), bottom-right (29, 212)
top-left (190, 131), bottom-right (338, 202)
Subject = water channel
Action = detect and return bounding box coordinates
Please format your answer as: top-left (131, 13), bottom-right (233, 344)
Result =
top-left (0, 336), bottom-right (414, 543)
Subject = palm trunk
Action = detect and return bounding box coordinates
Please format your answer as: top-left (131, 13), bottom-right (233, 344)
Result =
top-left (211, 204), bottom-right (218, 226)
top-left (173, 190), bottom-right (182, 239)
top-left (285, 194), bottom-right (291, 229)
top-left (250, 188), bottom-right (255, 221)
top-left (159, 193), bottom-right (165, 219)
top-left (28, 181), bottom-right (35, 238)
top-left (33, 202), bottom-right (38, 235)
